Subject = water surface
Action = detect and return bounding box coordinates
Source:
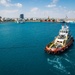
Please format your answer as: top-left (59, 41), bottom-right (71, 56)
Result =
top-left (0, 22), bottom-right (75, 75)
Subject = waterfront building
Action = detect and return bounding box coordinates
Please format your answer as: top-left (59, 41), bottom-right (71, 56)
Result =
top-left (20, 14), bottom-right (24, 19)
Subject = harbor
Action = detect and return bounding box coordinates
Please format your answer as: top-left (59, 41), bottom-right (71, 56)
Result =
top-left (0, 22), bottom-right (75, 75)
top-left (0, 0), bottom-right (75, 75)
top-left (1, 16), bottom-right (75, 23)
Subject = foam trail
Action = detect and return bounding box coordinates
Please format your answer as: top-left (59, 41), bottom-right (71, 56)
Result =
top-left (64, 58), bottom-right (72, 63)
top-left (62, 54), bottom-right (75, 66)
top-left (47, 57), bottom-right (71, 75)
top-left (65, 53), bottom-right (69, 57)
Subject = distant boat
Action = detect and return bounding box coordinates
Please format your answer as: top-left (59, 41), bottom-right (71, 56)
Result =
top-left (45, 23), bottom-right (74, 54)
top-left (65, 16), bottom-right (75, 23)
top-left (66, 21), bottom-right (75, 23)
top-left (16, 19), bottom-right (25, 23)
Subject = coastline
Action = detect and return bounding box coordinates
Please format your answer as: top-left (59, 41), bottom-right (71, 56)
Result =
top-left (1, 18), bottom-right (75, 23)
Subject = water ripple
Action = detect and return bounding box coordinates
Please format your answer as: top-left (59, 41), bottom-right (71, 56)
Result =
top-left (47, 55), bottom-right (73, 75)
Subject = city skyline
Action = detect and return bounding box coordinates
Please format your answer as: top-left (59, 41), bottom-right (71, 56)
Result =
top-left (0, 0), bottom-right (75, 18)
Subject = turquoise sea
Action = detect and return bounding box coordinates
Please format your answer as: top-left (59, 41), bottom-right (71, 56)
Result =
top-left (0, 22), bottom-right (75, 75)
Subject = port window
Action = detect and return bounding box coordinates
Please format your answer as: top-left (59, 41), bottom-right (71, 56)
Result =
top-left (60, 41), bottom-right (62, 43)
top-left (57, 41), bottom-right (59, 42)
top-left (57, 41), bottom-right (62, 43)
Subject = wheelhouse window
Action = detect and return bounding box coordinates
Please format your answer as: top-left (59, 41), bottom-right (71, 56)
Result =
top-left (57, 41), bottom-right (62, 43)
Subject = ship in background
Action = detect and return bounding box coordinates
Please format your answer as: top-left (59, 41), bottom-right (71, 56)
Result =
top-left (65, 16), bottom-right (75, 23)
top-left (16, 18), bottom-right (25, 23)
top-left (16, 14), bottom-right (25, 23)
top-left (45, 23), bottom-right (74, 54)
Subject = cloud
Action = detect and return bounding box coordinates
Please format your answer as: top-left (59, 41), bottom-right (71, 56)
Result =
top-left (47, 4), bottom-right (56, 7)
top-left (15, 3), bottom-right (22, 8)
top-left (25, 7), bottom-right (40, 18)
top-left (67, 10), bottom-right (75, 14)
top-left (27, 7), bottom-right (39, 16)
top-left (46, 0), bottom-right (59, 8)
top-left (25, 6), bottom-right (75, 18)
top-left (0, 9), bottom-right (18, 13)
top-left (0, 0), bottom-right (22, 8)
top-left (0, 9), bottom-right (19, 18)
top-left (0, 0), bottom-right (10, 7)
top-left (31, 7), bottom-right (39, 12)
top-left (52, 0), bottom-right (59, 4)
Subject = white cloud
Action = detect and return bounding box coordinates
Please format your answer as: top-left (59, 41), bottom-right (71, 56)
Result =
top-left (26, 7), bottom-right (40, 17)
top-left (25, 6), bottom-right (75, 18)
top-left (15, 3), bottom-right (22, 8)
top-left (31, 7), bottom-right (39, 12)
top-left (0, 9), bottom-right (19, 18)
top-left (52, 0), bottom-right (59, 4)
top-left (46, 0), bottom-right (59, 8)
top-left (0, 0), bottom-right (22, 8)
top-left (0, 0), bottom-right (10, 7)
top-left (0, 9), bottom-right (18, 13)
top-left (68, 10), bottom-right (75, 14)
top-left (47, 4), bottom-right (56, 7)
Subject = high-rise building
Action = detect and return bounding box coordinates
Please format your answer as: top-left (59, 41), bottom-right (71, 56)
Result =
top-left (20, 14), bottom-right (24, 19)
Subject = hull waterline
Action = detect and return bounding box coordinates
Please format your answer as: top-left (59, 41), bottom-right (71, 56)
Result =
top-left (45, 38), bottom-right (74, 54)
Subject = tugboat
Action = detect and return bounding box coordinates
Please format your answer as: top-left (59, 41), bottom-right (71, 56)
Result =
top-left (45, 23), bottom-right (74, 54)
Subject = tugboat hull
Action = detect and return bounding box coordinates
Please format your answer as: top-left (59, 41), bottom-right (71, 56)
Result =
top-left (45, 38), bottom-right (74, 54)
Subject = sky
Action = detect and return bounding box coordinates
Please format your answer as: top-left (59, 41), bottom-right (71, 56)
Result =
top-left (0, 0), bottom-right (75, 18)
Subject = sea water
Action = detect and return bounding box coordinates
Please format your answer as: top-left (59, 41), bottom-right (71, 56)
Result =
top-left (0, 22), bottom-right (75, 75)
